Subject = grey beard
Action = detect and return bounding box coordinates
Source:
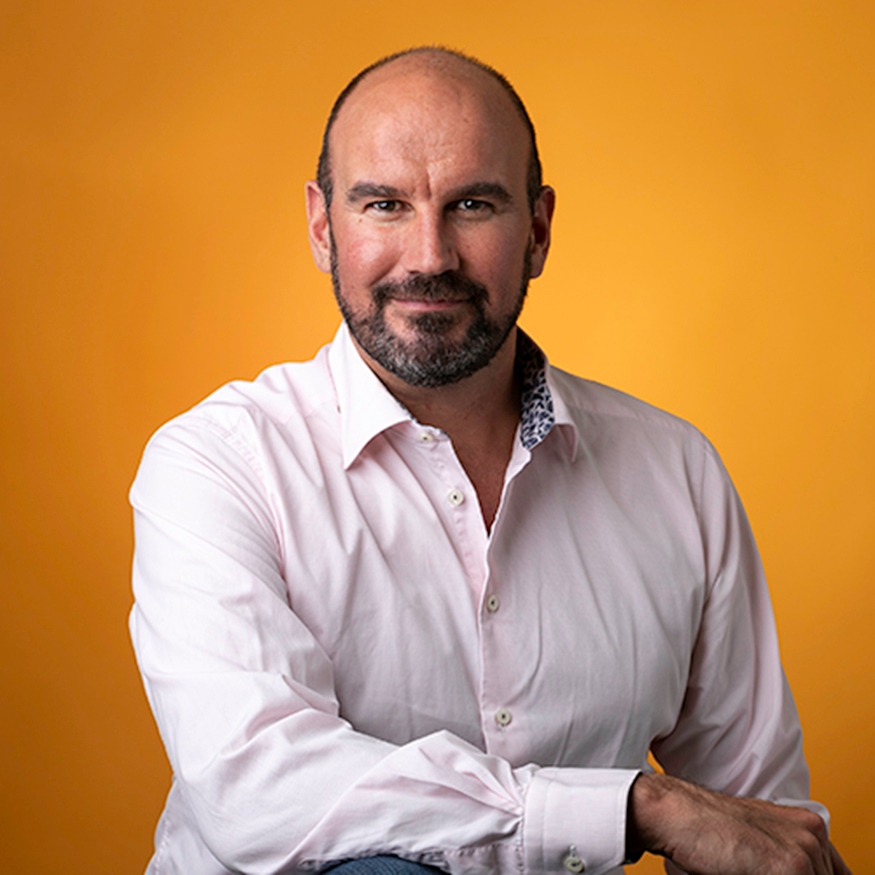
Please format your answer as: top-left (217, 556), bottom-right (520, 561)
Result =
top-left (331, 248), bottom-right (530, 389)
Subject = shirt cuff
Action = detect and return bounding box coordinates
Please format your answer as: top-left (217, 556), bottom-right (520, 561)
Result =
top-left (522, 768), bottom-right (639, 875)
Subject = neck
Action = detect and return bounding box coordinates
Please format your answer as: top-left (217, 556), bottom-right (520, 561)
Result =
top-left (352, 327), bottom-right (521, 440)
top-left (351, 328), bottom-right (522, 531)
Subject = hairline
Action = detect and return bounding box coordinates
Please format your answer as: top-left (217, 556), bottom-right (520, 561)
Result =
top-left (315, 46), bottom-right (543, 214)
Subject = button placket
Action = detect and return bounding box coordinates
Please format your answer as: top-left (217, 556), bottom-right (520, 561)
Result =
top-left (494, 707), bottom-right (512, 727)
top-left (562, 847), bottom-right (585, 873)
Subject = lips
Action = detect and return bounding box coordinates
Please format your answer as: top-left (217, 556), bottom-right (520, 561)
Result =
top-left (387, 295), bottom-right (470, 307)
top-left (372, 271), bottom-right (487, 308)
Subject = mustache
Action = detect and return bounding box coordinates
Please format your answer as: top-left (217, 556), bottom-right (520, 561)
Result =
top-left (372, 272), bottom-right (488, 306)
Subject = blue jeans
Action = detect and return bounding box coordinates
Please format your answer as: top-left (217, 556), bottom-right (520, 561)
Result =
top-left (324, 856), bottom-right (445, 875)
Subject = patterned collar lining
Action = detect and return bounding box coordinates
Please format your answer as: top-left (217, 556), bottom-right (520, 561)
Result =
top-left (517, 332), bottom-right (555, 450)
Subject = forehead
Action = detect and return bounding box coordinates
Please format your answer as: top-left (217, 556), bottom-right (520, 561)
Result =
top-left (329, 57), bottom-right (531, 191)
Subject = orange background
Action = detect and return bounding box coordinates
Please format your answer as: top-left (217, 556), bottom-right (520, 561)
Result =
top-left (1, 2), bottom-right (872, 872)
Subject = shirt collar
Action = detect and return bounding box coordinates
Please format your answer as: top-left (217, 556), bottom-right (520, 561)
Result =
top-left (328, 322), bottom-right (579, 469)
top-left (517, 331), bottom-right (580, 460)
top-left (328, 323), bottom-right (411, 469)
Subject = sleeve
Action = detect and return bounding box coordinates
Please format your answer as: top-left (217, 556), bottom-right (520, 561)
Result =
top-left (651, 438), bottom-right (827, 826)
top-left (129, 416), bottom-right (637, 875)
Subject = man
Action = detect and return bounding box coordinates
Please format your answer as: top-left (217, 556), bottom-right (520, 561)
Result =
top-left (130, 48), bottom-right (850, 874)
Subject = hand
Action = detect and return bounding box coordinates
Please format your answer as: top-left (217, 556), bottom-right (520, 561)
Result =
top-left (628, 773), bottom-right (852, 874)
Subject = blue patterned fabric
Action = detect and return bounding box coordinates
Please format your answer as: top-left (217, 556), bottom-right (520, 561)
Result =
top-left (517, 331), bottom-right (555, 450)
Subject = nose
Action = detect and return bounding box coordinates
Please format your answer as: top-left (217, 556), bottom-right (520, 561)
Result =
top-left (400, 212), bottom-right (460, 275)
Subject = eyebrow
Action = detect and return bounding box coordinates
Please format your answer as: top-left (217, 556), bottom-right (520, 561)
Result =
top-left (346, 183), bottom-right (405, 204)
top-left (345, 181), bottom-right (515, 206)
top-left (447, 182), bottom-right (514, 205)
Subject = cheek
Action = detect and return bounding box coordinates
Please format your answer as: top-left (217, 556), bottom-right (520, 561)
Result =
top-left (333, 225), bottom-right (400, 287)
top-left (463, 228), bottom-right (530, 284)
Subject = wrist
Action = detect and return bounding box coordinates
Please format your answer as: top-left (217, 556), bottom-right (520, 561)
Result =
top-left (624, 775), bottom-right (646, 864)
top-left (627, 772), bottom-right (677, 859)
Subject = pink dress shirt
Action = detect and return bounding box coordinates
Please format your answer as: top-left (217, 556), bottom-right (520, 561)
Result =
top-left (130, 324), bottom-right (817, 875)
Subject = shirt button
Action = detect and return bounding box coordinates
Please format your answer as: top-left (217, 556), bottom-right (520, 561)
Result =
top-left (418, 432), bottom-right (434, 443)
top-left (447, 489), bottom-right (464, 506)
top-left (494, 708), bottom-right (512, 727)
top-left (486, 594), bottom-right (500, 612)
top-left (563, 848), bottom-right (585, 873)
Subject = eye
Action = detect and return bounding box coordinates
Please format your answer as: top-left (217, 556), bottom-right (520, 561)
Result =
top-left (450, 198), bottom-right (496, 220)
top-left (455, 198), bottom-right (490, 212)
top-left (367, 200), bottom-right (403, 213)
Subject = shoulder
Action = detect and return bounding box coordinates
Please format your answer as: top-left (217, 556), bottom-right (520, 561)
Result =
top-left (544, 366), bottom-right (737, 520)
top-left (132, 345), bottom-right (341, 499)
top-left (549, 366), bottom-right (714, 451)
top-left (159, 344), bottom-right (336, 438)
top-left (193, 345), bottom-right (335, 429)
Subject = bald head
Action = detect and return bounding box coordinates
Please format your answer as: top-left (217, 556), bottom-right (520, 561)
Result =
top-left (316, 47), bottom-right (543, 213)
top-left (304, 46), bottom-right (556, 390)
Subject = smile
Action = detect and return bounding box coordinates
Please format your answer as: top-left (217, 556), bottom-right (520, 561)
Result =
top-left (388, 297), bottom-right (470, 312)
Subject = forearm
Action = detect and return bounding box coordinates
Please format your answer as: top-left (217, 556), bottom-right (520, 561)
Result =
top-left (131, 424), bottom-right (640, 874)
top-left (136, 645), bottom-right (640, 874)
top-left (135, 625), bottom-right (640, 875)
top-left (626, 772), bottom-right (851, 874)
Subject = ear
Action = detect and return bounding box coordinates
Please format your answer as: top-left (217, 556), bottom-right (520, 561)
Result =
top-left (528, 185), bottom-right (556, 279)
top-left (305, 180), bottom-right (332, 274)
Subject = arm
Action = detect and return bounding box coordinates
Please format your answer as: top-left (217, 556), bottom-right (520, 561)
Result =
top-left (628, 440), bottom-right (850, 874)
top-left (629, 773), bottom-right (851, 874)
top-left (129, 416), bottom-right (636, 875)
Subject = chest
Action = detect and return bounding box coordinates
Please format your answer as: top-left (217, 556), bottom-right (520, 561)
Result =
top-left (269, 426), bottom-right (707, 770)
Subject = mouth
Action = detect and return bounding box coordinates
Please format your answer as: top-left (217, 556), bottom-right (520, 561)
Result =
top-left (372, 272), bottom-right (488, 314)
top-left (387, 296), bottom-right (471, 312)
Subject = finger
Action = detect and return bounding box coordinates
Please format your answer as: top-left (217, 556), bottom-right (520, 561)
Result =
top-left (802, 809), bottom-right (834, 875)
top-left (829, 841), bottom-right (853, 875)
top-left (786, 807), bottom-right (831, 874)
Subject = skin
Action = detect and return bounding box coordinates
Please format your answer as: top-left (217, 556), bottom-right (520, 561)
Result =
top-left (306, 52), bottom-right (554, 527)
top-left (307, 50), bottom-right (852, 874)
top-left (630, 773), bottom-right (852, 874)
